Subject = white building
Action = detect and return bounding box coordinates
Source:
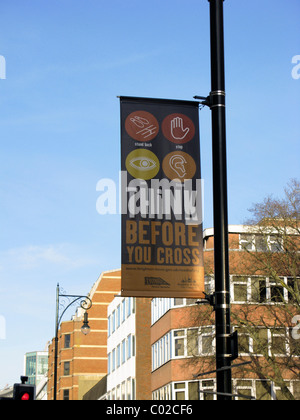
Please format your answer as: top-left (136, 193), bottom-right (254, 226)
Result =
top-left (106, 296), bottom-right (136, 400)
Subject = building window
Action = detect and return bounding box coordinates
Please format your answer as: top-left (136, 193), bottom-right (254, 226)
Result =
top-left (127, 298), bottom-right (131, 318)
top-left (174, 381), bottom-right (207, 400)
top-left (174, 298), bottom-right (184, 306)
top-left (250, 277), bottom-right (267, 303)
top-left (63, 362), bottom-right (70, 376)
top-left (117, 305), bottom-right (121, 329)
top-left (269, 279), bottom-right (285, 303)
top-left (240, 234), bottom-right (283, 253)
top-left (127, 378), bottom-right (132, 400)
top-left (154, 380), bottom-right (300, 401)
top-left (174, 327), bottom-right (214, 358)
top-left (289, 328), bottom-right (300, 356)
top-left (121, 381), bottom-right (126, 400)
top-left (240, 234), bottom-right (254, 251)
top-left (152, 332), bottom-right (172, 371)
top-left (127, 335), bottom-right (132, 360)
top-left (174, 383), bottom-right (185, 400)
top-left (108, 353), bottom-right (111, 375)
top-left (152, 327), bottom-right (215, 371)
top-left (174, 330), bottom-right (185, 357)
top-left (122, 299), bottom-right (126, 323)
top-left (233, 379), bottom-right (272, 400)
top-left (63, 390), bottom-right (70, 401)
top-left (151, 298), bottom-right (198, 325)
top-left (64, 334), bottom-right (71, 349)
top-left (292, 382), bottom-right (300, 400)
top-left (232, 276), bottom-right (249, 303)
top-left (117, 344), bottom-right (121, 368)
top-left (256, 235), bottom-right (268, 252)
top-left (199, 327), bottom-right (214, 355)
top-left (236, 329), bottom-right (251, 355)
top-left (200, 380), bottom-right (216, 401)
top-left (288, 278), bottom-right (300, 303)
top-left (112, 349), bottom-right (116, 372)
top-left (25, 354), bottom-right (36, 379)
top-left (255, 381), bottom-right (272, 401)
top-left (237, 326), bottom-right (297, 358)
top-left (269, 235), bottom-right (283, 252)
top-left (270, 328), bottom-right (288, 356)
top-left (231, 276), bottom-right (292, 304)
top-left (132, 335), bottom-right (135, 357)
top-left (108, 316), bottom-right (111, 337)
top-left (235, 380), bottom-right (255, 401)
top-left (252, 328), bottom-right (268, 356)
top-left (153, 380), bottom-right (216, 401)
top-left (121, 339), bottom-right (126, 364)
top-left (204, 275), bottom-right (214, 296)
top-left (112, 311), bottom-right (116, 334)
top-left (116, 385), bottom-right (121, 400)
top-left (132, 378), bottom-right (136, 400)
top-left (37, 355), bottom-right (48, 377)
top-left (187, 329), bottom-right (198, 357)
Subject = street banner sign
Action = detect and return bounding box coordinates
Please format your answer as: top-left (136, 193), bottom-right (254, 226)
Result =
top-left (120, 97), bottom-right (204, 298)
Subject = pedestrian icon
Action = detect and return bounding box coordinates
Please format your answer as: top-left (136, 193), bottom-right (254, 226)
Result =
top-left (125, 111), bottom-right (159, 142)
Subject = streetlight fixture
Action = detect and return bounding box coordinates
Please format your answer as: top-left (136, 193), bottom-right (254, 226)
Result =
top-left (53, 283), bottom-right (92, 401)
top-left (81, 311), bottom-right (91, 336)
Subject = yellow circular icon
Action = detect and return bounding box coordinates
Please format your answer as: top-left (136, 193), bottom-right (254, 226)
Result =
top-left (126, 149), bottom-right (160, 180)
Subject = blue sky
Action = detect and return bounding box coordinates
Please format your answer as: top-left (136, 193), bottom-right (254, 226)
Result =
top-left (0, 0), bottom-right (299, 388)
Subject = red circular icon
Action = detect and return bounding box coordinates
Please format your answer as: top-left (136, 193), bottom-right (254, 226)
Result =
top-left (162, 114), bottom-right (195, 144)
top-left (125, 111), bottom-right (159, 142)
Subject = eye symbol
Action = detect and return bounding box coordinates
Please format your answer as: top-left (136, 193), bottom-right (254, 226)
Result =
top-left (129, 157), bottom-right (157, 171)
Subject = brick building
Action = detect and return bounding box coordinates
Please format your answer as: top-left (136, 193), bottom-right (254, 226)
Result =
top-left (150, 225), bottom-right (300, 400)
top-left (47, 269), bottom-right (121, 400)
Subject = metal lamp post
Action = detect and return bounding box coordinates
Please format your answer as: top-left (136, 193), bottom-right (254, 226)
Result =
top-left (208, 0), bottom-right (232, 400)
top-left (53, 283), bottom-right (92, 401)
top-left (195, 0), bottom-right (233, 400)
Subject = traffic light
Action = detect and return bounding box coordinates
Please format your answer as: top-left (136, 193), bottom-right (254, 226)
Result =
top-left (13, 377), bottom-right (35, 401)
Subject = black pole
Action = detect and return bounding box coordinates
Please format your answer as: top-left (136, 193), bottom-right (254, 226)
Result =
top-left (52, 285), bottom-right (92, 400)
top-left (208, 0), bottom-right (232, 400)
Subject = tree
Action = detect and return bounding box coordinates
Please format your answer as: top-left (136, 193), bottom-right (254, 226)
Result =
top-left (233, 179), bottom-right (300, 400)
top-left (245, 178), bottom-right (299, 307)
top-left (189, 179), bottom-right (300, 400)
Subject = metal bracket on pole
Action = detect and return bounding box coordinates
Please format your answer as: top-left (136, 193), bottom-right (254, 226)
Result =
top-left (194, 92), bottom-right (226, 109)
top-left (196, 292), bottom-right (216, 308)
top-left (193, 95), bottom-right (211, 108)
top-left (205, 292), bottom-right (216, 309)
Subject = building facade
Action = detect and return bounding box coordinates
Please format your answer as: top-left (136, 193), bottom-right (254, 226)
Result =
top-left (105, 296), bottom-right (152, 400)
top-left (150, 225), bottom-right (300, 400)
top-left (24, 351), bottom-right (48, 387)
